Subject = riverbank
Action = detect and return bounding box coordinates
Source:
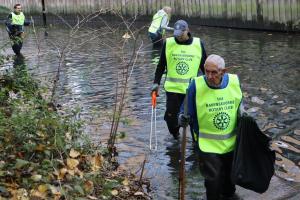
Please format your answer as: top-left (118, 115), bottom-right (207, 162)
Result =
top-left (0, 54), bottom-right (150, 199)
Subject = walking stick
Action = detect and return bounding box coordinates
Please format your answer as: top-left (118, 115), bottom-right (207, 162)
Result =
top-left (179, 89), bottom-right (188, 200)
top-left (149, 91), bottom-right (158, 151)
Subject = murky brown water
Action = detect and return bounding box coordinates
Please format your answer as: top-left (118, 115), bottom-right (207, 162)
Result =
top-left (1, 22), bottom-right (300, 199)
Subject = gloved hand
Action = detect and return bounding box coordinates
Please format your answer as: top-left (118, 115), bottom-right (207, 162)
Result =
top-left (178, 114), bottom-right (190, 127)
top-left (151, 83), bottom-right (159, 96)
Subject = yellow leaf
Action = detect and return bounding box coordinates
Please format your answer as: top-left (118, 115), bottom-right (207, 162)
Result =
top-left (91, 153), bottom-right (103, 171)
top-left (16, 188), bottom-right (29, 200)
top-left (68, 169), bottom-right (75, 176)
top-left (75, 168), bottom-right (84, 178)
top-left (122, 178), bottom-right (129, 186)
top-left (30, 189), bottom-right (47, 199)
top-left (35, 144), bottom-right (46, 151)
top-left (84, 180), bottom-right (94, 194)
top-left (122, 32), bottom-right (131, 39)
top-left (66, 158), bottom-right (79, 170)
top-left (38, 184), bottom-right (48, 193)
top-left (58, 168), bottom-right (68, 180)
top-left (69, 149), bottom-right (80, 158)
top-left (111, 189), bottom-right (118, 196)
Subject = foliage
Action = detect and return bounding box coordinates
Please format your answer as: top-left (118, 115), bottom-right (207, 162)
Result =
top-left (0, 5), bottom-right (10, 15)
top-left (0, 56), bottom-right (150, 199)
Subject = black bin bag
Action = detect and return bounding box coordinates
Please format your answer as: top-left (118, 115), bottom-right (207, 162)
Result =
top-left (231, 115), bottom-right (275, 193)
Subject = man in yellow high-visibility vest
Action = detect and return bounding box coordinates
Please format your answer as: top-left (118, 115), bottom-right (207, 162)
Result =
top-left (148, 6), bottom-right (173, 47)
top-left (151, 20), bottom-right (207, 139)
top-left (178, 54), bottom-right (243, 200)
top-left (5, 3), bottom-right (30, 55)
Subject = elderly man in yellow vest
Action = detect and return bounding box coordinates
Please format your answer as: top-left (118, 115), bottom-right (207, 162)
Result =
top-left (5, 3), bottom-right (30, 55)
top-left (151, 20), bottom-right (207, 139)
top-left (178, 54), bottom-right (243, 200)
top-left (148, 6), bottom-right (173, 47)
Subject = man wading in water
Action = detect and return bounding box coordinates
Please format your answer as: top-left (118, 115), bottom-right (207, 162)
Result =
top-left (5, 3), bottom-right (30, 55)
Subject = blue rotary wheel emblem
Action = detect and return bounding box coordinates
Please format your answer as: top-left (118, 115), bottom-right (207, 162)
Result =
top-left (176, 62), bottom-right (189, 75)
top-left (213, 112), bottom-right (230, 130)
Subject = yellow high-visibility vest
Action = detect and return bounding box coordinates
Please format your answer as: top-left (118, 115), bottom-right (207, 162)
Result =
top-left (148, 11), bottom-right (167, 35)
top-left (164, 37), bottom-right (202, 94)
top-left (195, 74), bottom-right (242, 154)
top-left (11, 12), bottom-right (25, 25)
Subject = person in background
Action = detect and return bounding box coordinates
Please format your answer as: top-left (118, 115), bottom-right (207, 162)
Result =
top-left (5, 3), bottom-right (31, 55)
top-left (178, 54), bottom-right (243, 200)
top-left (148, 6), bottom-right (173, 47)
top-left (151, 19), bottom-right (207, 140)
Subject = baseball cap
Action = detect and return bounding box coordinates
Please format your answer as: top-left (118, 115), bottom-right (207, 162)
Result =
top-left (173, 20), bottom-right (188, 37)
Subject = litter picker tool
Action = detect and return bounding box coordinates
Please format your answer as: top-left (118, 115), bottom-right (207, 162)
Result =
top-left (149, 91), bottom-right (158, 151)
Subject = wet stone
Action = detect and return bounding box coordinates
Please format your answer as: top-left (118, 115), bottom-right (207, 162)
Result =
top-left (251, 96), bottom-right (265, 105)
top-left (246, 107), bottom-right (260, 113)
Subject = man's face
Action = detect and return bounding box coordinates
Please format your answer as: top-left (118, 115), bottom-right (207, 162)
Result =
top-left (175, 29), bottom-right (189, 42)
top-left (204, 61), bottom-right (225, 86)
top-left (14, 6), bottom-right (22, 14)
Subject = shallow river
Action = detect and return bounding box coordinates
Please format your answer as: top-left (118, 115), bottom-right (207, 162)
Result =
top-left (0, 21), bottom-right (299, 200)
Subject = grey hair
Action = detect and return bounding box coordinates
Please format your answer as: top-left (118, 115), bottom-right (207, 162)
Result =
top-left (163, 6), bottom-right (172, 13)
top-left (205, 54), bottom-right (225, 69)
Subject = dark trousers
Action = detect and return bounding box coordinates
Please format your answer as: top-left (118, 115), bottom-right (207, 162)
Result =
top-left (164, 92), bottom-right (185, 136)
top-left (148, 32), bottom-right (163, 47)
top-left (197, 149), bottom-right (236, 200)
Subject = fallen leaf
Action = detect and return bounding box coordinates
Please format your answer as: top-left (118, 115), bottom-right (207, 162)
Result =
top-left (122, 177), bottom-right (129, 186)
top-left (65, 132), bottom-right (72, 141)
top-left (91, 153), bottom-right (103, 171)
top-left (58, 168), bottom-right (68, 180)
top-left (38, 184), bottom-right (48, 193)
top-left (122, 32), bottom-right (131, 39)
top-left (48, 185), bottom-right (60, 195)
top-left (281, 106), bottom-right (296, 113)
top-left (87, 195), bottom-right (98, 200)
top-left (111, 189), bottom-right (118, 196)
top-left (75, 168), bottom-right (84, 178)
top-left (16, 188), bottom-right (29, 200)
top-left (260, 87), bottom-right (268, 92)
top-left (66, 158), bottom-right (79, 170)
top-left (31, 174), bottom-right (42, 182)
top-left (74, 185), bottom-right (85, 195)
top-left (84, 180), bottom-right (94, 194)
top-left (262, 123), bottom-right (277, 132)
top-left (69, 149), bottom-right (80, 158)
top-left (247, 107), bottom-right (260, 113)
top-left (68, 169), bottom-right (75, 176)
top-left (35, 144), bottom-right (46, 151)
top-left (30, 189), bottom-right (47, 199)
top-left (15, 159), bottom-right (30, 169)
top-left (134, 191), bottom-right (144, 196)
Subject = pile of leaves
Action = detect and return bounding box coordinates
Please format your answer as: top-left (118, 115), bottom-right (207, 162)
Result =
top-left (0, 56), bottom-right (150, 199)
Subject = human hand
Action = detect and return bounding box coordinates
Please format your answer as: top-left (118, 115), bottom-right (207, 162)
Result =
top-left (178, 114), bottom-right (190, 127)
top-left (151, 83), bottom-right (159, 96)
